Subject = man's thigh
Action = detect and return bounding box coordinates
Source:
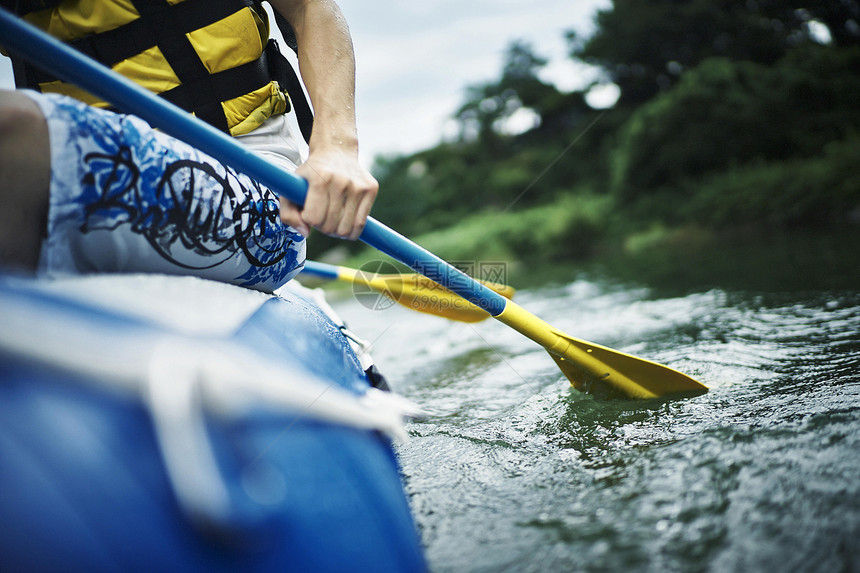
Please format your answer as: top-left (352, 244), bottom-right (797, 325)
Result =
top-left (29, 92), bottom-right (305, 292)
top-left (0, 91), bottom-right (51, 271)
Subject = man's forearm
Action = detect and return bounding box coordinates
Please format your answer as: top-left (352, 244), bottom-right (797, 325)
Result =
top-left (271, 0), bottom-right (359, 154)
top-left (269, 0), bottom-right (378, 241)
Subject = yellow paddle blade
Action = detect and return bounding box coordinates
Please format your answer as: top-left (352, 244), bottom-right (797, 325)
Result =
top-left (385, 274), bottom-right (516, 301)
top-left (546, 338), bottom-right (707, 399)
top-left (352, 271), bottom-right (515, 323)
top-left (496, 300), bottom-right (708, 399)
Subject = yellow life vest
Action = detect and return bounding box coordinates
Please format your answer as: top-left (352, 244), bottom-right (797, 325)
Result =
top-left (14, 0), bottom-right (290, 136)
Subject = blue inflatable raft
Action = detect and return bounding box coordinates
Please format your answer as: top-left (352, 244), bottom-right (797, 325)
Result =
top-left (0, 273), bottom-right (426, 572)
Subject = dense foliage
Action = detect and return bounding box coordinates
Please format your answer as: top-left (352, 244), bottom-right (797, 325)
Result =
top-left (310, 0), bottom-right (860, 263)
top-left (611, 45), bottom-right (860, 206)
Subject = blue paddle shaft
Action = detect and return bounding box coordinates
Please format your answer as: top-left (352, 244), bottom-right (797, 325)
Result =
top-left (0, 9), bottom-right (507, 316)
top-left (300, 261), bottom-right (340, 281)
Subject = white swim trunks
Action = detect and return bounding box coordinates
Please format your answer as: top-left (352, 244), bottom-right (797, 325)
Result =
top-left (28, 92), bottom-right (306, 293)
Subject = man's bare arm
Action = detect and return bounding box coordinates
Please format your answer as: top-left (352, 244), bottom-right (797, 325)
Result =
top-left (270, 0), bottom-right (378, 240)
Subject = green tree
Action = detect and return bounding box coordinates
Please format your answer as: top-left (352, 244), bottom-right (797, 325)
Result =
top-left (610, 45), bottom-right (860, 207)
top-left (758, 0), bottom-right (860, 48)
top-left (454, 40), bottom-right (560, 148)
top-left (357, 0), bottom-right (860, 267)
top-left (572, 0), bottom-right (857, 106)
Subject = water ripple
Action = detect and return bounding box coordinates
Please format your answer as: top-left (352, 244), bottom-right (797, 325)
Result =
top-left (335, 276), bottom-right (860, 572)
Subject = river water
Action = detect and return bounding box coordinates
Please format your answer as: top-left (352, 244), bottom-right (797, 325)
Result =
top-left (329, 231), bottom-right (860, 572)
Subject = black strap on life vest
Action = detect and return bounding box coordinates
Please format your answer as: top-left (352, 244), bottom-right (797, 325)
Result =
top-left (0, 0), bottom-right (63, 16)
top-left (129, 0), bottom-right (241, 131)
top-left (159, 41), bottom-right (275, 120)
top-left (33, 0), bottom-right (258, 79)
top-left (2, 0), bottom-right (65, 92)
top-left (272, 10), bottom-right (315, 143)
top-left (6, 0), bottom-right (313, 139)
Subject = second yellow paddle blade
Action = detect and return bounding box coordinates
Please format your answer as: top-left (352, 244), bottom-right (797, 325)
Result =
top-left (366, 274), bottom-right (515, 323)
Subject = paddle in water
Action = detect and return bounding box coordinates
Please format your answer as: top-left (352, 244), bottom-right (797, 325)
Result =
top-left (0, 9), bottom-right (708, 399)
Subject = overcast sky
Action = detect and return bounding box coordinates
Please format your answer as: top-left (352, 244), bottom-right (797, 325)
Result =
top-left (0, 0), bottom-right (611, 164)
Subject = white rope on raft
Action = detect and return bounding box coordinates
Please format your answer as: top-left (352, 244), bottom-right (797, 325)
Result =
top-left (0, 274), bottom-right (423, 530)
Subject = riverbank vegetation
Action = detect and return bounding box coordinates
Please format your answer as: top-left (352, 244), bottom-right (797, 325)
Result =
top-left (311, 1), bottom-right (860, 274)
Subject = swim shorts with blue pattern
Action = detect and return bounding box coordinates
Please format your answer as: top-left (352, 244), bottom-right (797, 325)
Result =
top-left (28, 92), bottom-right (305, 293)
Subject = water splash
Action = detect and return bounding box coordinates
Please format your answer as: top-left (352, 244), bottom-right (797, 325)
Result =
top-left (331, 264), bottom-right (860, 572)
